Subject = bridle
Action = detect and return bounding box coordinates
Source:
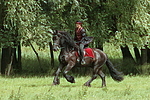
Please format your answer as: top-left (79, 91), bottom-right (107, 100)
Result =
top-left (53, 43), bottom-right (59, 47)
top-left (53, 34), bottom-right (65, 50)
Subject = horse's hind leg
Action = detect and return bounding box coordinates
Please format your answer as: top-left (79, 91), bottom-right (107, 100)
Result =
top-left (98, 69), bottom-right (106, 87)
top-left (84, 73), bottom-right (97, 87)
top-left (84, 65), bottom-right (99, 87)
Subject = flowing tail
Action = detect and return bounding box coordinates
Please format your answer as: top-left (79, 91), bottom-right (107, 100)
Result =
top-left (106, 59), bottom-right (124, 82)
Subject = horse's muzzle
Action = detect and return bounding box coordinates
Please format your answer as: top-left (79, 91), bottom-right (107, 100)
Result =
top-left (53, 46), bottom-right (59, 51)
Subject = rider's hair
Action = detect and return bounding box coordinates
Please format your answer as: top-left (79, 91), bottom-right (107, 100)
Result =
top-left (76, 21), bottom-right (83, 24)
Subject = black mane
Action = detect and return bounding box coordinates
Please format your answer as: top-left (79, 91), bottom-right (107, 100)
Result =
top-left (58, 31), bottom-right (77, 51)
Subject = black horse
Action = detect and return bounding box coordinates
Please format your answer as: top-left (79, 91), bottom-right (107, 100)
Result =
top-left (52, 31), bottom-right (123, 87)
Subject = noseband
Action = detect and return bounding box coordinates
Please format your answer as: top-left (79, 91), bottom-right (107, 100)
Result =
top-left (53, 43), bottom-right (59, 47)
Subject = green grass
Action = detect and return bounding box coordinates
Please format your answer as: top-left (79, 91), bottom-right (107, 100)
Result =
top-left (4, 43), bottom-right (148, 100)
top-left (0, 76), bottom-right (150, 100)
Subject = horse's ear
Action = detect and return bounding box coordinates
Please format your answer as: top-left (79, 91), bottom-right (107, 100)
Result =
top-left (57, 30), bottom-right (62, 36)
top-left (53, 30), bottom-right (57, 34)
top-left (47, 29), bottom-right (53, 34)
top-left (51, 30), bottom-right (57, 35)
top-left (52, 30), bottom-right (62, 36)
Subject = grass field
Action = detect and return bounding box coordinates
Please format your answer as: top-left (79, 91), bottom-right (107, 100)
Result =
top-left (0, 43), bottom-right (149, 100)
top-left (0, 75), bottom-right (150, 100)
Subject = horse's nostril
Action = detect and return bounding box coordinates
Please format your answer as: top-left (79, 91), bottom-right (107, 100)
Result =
top-left (53, 47), bottom-right (56, 51)
top-left (53, 48), bottom-right (56, 51)
top-left (53, 47), bottom-right (58, 51)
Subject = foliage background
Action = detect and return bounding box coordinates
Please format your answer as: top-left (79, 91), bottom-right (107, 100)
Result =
top-left (0, 0), bottom-right (150, 75)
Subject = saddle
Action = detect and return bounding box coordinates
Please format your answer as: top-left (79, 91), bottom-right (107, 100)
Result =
top-left (75, 48), bottom-right (95, 58)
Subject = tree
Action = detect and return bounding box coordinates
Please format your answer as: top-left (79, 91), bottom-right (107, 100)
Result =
top-left (1, 0), bottom-right (149, 75)
top-left (0, 0), bottom-right (15, 75)
top-left (0, 0), bottom-right (50, 75)
top-left (41, 0), bottom-right (150, 64)
top-left (108, 0), bottom-right (150, 65)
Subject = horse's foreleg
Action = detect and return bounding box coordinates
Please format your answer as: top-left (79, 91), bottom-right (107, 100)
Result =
top-left (53, 64), bottom-right (63, 85)
top-left (63, 62), bottom-right (75, 83)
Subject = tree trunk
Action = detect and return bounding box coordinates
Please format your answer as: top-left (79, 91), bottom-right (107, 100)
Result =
top-left (17, 43), bottom-right (22, 72)
top-left (12, 45), bottom-right (22, 73)
top-left (120, 46), bottom-right (135, 63)
top-left (96, 41), bottom-right (103, 50)
top-left (1, 45), bottom-right (22, 75)
top-left (6, 52), bottom-right (14, 76)
top-left (49, 42), bottom-right (54, 67)
top-left (147, 47), bottom-right (150, 63)
top-left (1, 47), bottom-right (13, 75)
top-left (28, 39), bottom-right (42, 71)
top-left (120, 45), bottom-right (138, 75)
top-left (134, 47), bottom-right (141, 64)
top-left (12, 48), bottom-right (17, 69)
top-left (0, 0), bottom-right (7, 75)
top-left (141, 48), bottom-right (147, 65)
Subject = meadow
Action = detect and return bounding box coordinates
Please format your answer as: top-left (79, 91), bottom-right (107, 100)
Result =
top-left (0, 43), bottom-right (150, 100)
top-left (0, 76), bottom-right (150, 100)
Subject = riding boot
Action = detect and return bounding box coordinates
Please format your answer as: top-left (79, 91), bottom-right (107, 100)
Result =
top-left (79, 44), bottom-right (86, 65)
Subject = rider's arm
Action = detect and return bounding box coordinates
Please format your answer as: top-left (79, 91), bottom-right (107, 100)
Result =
top-left (81, 29), bottom-right (86, 37)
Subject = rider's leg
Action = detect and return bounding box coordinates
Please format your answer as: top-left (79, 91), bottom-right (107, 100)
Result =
top-left (79, 43), bottom-right (85, 65)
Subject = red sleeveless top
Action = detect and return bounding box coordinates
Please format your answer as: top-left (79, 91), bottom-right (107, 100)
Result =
top-left (75, 27), bottom-right (84, 41)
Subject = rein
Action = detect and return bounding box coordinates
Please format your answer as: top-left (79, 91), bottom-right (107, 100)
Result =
top-left (53, 43), bottom-right (65, 50)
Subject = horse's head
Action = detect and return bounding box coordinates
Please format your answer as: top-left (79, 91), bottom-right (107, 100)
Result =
top-left (52, 30), bottom-right (77, 52)
top-left (52, 30), bottom-right (62, 51)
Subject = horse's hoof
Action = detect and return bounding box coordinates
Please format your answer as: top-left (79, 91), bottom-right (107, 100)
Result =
top-left (52, 83), bottom-right (59, 86)
top-left (101, 86), bottom-right (107, 88)
top-left (84, 83), bottom-right (91, 87)
top-left (52, 84), bottom-right (56, 86)
top-left (70, 80), bottom-right (75, 83)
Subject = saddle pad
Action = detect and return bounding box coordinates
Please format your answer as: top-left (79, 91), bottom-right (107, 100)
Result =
top-left (76, 48), bottom-right (95, 58)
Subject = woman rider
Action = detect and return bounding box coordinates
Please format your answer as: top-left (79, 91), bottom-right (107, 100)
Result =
top-left (74, 21), bottom-right (87, 65)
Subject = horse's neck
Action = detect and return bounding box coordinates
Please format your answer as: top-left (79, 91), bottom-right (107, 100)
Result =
top-left (60, 46), bottom-right (75, 55)
top-left (60, 47), bottom-right (68, 54)
top-left (60, 36), bottom-right (76, 54)
top-left (61, 43), bottom-right (74, 52)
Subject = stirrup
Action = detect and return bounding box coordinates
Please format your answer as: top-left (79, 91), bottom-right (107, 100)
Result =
top-left (81, 60), bottom-right (86, 65)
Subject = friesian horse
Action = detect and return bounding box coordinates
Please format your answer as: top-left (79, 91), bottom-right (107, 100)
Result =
top-left (52, 30), bottom-right (123, 87)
